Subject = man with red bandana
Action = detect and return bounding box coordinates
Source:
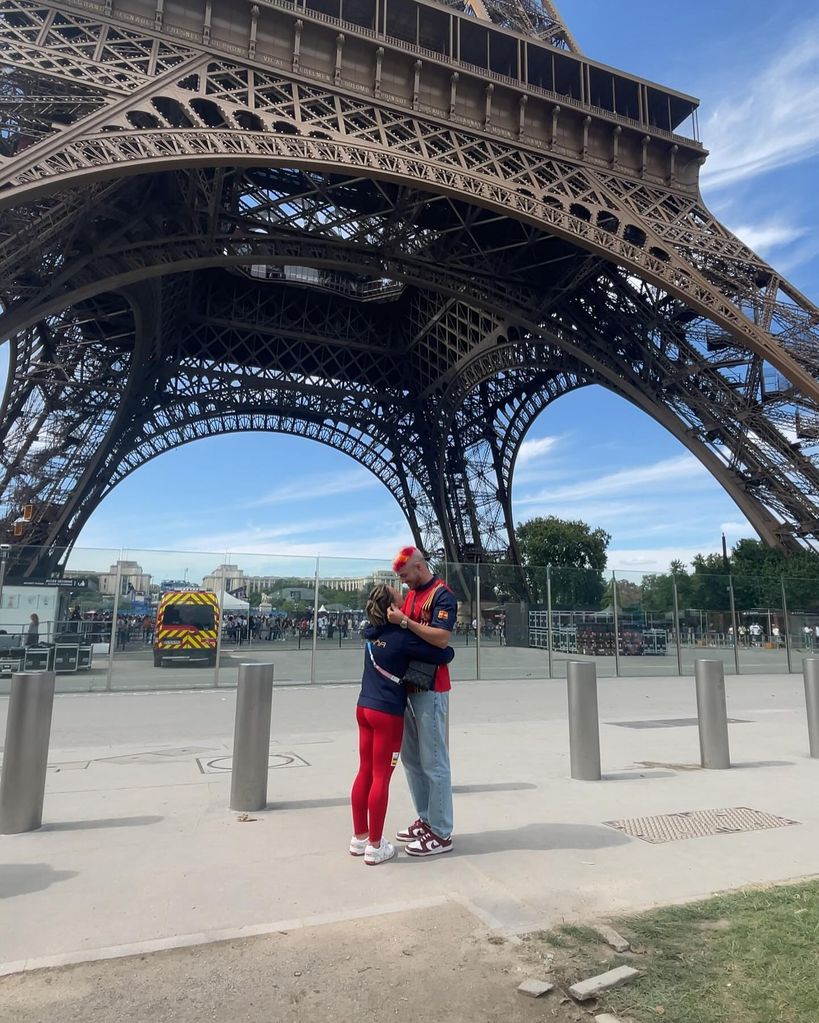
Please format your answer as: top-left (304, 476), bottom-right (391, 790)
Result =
top-left (386, 546), bottom-right (457, 856)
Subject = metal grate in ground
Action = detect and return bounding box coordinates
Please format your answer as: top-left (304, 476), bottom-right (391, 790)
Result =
top-left (607, 718), bottom-right (750, 729)
top-left (603, 806), bottom-right (799, 844)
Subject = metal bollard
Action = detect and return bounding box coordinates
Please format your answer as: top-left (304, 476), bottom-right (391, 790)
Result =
top-left (0, 671), bottom-right (56, 834)
top-left (694, 659), bottom-right (731, 769)
top-left (567, 661), bottom-right (601, 780)
top-left (803, 658), bottom-right (819, 758)
top-left (230, 662), bottom-right (274, 812)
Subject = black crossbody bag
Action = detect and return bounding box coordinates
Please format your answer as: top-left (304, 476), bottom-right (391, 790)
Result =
top-left (402, 659), bottom-right (437, 690)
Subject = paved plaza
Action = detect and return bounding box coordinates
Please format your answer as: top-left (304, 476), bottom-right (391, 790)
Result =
top-left (1, 668), bottom-right (818, 993)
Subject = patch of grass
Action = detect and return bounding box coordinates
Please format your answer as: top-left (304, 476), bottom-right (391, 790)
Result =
top-left (539, 880), bottom-right (819, 1023)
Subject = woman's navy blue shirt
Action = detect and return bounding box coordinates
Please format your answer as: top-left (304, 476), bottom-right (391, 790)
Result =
top-left (358, 624), bottom-right (454, 717)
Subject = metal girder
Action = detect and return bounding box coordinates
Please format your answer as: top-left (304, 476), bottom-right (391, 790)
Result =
top-left (0, 0), bottom-right (818, 571)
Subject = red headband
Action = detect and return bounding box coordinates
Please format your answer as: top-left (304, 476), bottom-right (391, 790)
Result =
top-left (392, 546), bottom-right (419, 573)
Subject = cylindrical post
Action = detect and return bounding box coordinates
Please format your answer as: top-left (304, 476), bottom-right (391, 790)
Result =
top-left (0, 671), bottom-right (56, 833)
top-left (728, 575), bottom-right (740, 674)
top-left (230, 661), bottom-right (274, 811)
top-left (475, 561), bottom-right (481, 680)
top-left (694, 659), bottom-right (731, 769)
top-left (105, 556), bottom-right (124, 692)
top-left (546, 564), bottom-right (553, 679)
top-left (567, 661), bottom-right (601, 780)
top-left (803, 659), bottom-right (819, 758)
top-left (781, 576), bottom-right (792, 674)
top-left (310, 558), bottom-right (320, 684)
top-left (611, 571), bottom-right (621, 677)
top-left (672, 573), bottom-right (683, 676)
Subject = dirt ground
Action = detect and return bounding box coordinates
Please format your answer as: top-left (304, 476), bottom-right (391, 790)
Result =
top-left (2, 901), bottom-right (610, 1023)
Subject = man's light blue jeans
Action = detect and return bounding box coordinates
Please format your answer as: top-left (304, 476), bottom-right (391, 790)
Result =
top-left (402, 689), bottom-right (453, 839)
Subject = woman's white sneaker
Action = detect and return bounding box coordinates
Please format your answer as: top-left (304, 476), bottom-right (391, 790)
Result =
top-left (364, 838), bottom-right (397, 865)
top-left (349, 835), bottom-right (369, 856)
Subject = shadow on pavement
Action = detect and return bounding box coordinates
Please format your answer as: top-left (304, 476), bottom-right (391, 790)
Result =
top-left (603, 770), bottom-right (676, 780)
top-left (41, 815), bottom-right (164, 832)
top-left (0, 864), bottom-right (79, 899)
top-left (453, 782), bottom-right (538, 793)
top-left (455, 821), bottom-right (633, 854)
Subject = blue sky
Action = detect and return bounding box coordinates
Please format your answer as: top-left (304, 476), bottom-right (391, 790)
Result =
top-left (2, 0), bottom-right (818, 579)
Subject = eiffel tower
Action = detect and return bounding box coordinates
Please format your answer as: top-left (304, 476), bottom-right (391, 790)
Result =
top-left (1, 0), bottom-right (818, 576)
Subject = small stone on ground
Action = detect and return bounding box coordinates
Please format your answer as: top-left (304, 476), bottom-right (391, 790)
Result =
top-left (569, 965), bottom-right (640, 1001)
top-left (594, 925), bottom-right (630, 953)
top-left (594, 1014), bottom-right (625, 1023)
top-left (517, 978), bottom-right (554, 997)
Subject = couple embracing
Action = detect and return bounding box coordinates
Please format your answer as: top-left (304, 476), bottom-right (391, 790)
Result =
top-left (350, 546), bottom-right (456, 865)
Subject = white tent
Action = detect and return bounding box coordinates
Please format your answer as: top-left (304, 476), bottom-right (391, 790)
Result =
top-left (221, 591), bottom-right (249, 611)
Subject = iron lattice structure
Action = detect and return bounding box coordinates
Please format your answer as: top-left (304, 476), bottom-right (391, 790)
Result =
top-left (1, 0), bottom-right (818, 574)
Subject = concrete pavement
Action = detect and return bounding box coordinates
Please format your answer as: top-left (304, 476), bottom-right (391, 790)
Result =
top-left (1, 670), bottom-right (818, 978)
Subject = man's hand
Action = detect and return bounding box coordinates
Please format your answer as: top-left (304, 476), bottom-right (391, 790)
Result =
top-left (386, 603), bottom-right (405, 625)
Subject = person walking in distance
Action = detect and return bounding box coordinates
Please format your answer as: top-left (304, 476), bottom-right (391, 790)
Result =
top-left (350, 585), bottom-right (454, 865)
top-left (387, 546), bottom-right (457, 856)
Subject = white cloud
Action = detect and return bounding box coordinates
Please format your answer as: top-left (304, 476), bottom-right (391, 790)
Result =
top-left (726, 222), bottom-right (806, 255)
top-left (701, 25), bottom-right (819, 190)
top-left (240, 469), bottom-right (378, 509)
top-left (516, 454), bottom-right (708, 506)
top-left (515, 435), bottom-right (560, 467)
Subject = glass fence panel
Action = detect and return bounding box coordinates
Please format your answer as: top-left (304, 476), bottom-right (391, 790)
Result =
top-left (0, 545), bottom-right (119, 695)
top-left (474, 561), bottom-right (549, 680)
top-left (675, 572), bottom-right (738, 675)
top-left (209, 551), bottom-right (320, 688)
top-left (107, 549), bottom-right (226, 692)
top-left (312, 556), bottom-right (396, 686)
top-left (613, 570), bottom-right (677, 677)
top-left (732, 573), bottom-right (788, 675)
top-left (784, 576), bottom-right (819, 673)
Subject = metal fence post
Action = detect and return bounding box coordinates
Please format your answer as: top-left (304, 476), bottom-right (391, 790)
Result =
top-left (105, 554), bottom-right (123, 692)
top-left (611, 571), bottom-right (621, 677)
top-left (781, 576), bottom-right (792, 674)
top-left (475, 561), bottom-right (481, 680)
top-left (694, 659), bottom-right (731, 769)
top-left (546, 564), bottom-right (553, 679)
top-left (310, 557), bottom-right (320, 684)
top-left (803, 659), bottom-right (819, 758)
top-left (728, 574), bottom-right (740, 674)
top-left (230, 662), bottom-right (275, 811)
top-left (567, 661), bottom-right (601, 780)
top-left (0, 671), bottom-right (57, 834)
top-left (213, 552), bottom-right (229, 688)
top-left (672, 572), bottom-right (683, 676)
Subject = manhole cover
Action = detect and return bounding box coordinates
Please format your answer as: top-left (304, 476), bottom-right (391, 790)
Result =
top-left (603, 807), bottom-right (799, 844)
top-left (196, 752), bottom-right (310, 774)
top-left (607, 718), bottom-right (750, 729)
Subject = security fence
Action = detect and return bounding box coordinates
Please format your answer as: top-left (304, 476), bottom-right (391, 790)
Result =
top-left (1, 544), bottom-right (818, 693)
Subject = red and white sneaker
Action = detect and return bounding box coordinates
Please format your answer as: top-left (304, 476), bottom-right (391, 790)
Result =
top-left (405, 829), bottom-right (453, 857)
top-left (395, 818), bottom-right (428, 843)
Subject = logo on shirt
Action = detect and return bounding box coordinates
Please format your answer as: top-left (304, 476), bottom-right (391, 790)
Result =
top-left (436, 609), bottom-right (450, 621)
top-left (391, 751), bottom-right (400, 767)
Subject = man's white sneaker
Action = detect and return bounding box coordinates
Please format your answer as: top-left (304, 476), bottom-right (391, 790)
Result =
top-left (364, 838), bottom-right (397, 865)
top-left (405, 829), bottom-right (453, 857)
top-left (349, 835), bottom-right (369, 856)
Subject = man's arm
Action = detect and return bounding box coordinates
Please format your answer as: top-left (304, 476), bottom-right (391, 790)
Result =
top-left (386, 604), bottom-right (449, 648)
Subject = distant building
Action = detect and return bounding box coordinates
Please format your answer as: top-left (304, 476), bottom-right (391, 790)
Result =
top-left (98, 560), bottom-right (151, 597)
top-left (201, 564), bottom-right (245, 593)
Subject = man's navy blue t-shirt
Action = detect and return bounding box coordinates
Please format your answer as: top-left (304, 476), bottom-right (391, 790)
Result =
top-left (358, 624), bottom-right (454, 717)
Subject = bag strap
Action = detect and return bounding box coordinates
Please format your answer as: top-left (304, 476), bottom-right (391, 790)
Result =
top-left (366, 641), bottom-right (402, 685)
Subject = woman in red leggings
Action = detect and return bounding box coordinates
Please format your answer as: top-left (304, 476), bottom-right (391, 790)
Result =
top-left (350, 585), bottom-right (454, 865)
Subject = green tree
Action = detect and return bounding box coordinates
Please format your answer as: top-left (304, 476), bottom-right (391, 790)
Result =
top-left (516, 516), bottom-right (611, 608)
top-left (246, 590), bottom-right (264, 608)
